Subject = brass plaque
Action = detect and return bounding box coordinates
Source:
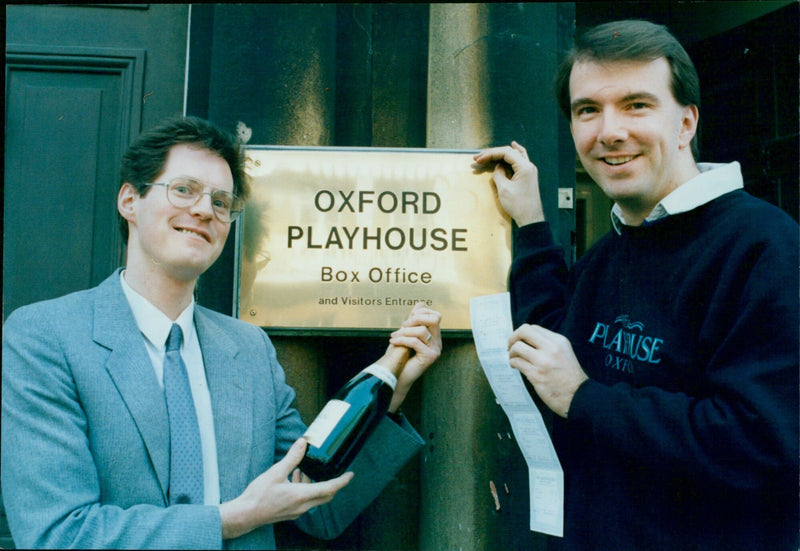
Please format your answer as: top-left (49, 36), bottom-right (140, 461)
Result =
top-left (237, 147), bottom-right (510, 332)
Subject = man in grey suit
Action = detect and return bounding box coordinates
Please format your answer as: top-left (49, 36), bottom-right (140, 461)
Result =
top-left (1, 116), bottom-right (443, 549)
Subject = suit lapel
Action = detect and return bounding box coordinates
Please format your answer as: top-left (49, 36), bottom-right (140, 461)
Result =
top-left (93, 271), bottom-right (170, 502)
top-left (195, 309), bottom-right (253, 502)
top-left (92, 272), bottom-right (255, 503)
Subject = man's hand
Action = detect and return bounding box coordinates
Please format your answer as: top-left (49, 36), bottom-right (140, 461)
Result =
top-left (472, 141), bottom-right (545, 227)
top-left (219, 438), bottom-right (353, 540)
top-left (386, 303), bottom-right (443, 412)
top-left (508, 324), bottom-right (589, 418)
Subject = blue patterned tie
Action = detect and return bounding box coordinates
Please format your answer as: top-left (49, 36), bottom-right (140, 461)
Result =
top-left (164, 323), bottom-right (204, 505)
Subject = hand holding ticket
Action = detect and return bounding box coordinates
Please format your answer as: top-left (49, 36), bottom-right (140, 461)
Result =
top-left (470, 292), bottom-right (564, 538)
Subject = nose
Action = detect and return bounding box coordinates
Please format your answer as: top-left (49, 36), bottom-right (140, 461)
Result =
top-left (189, 192), bottom-right (215, 220)
top-left (597, 110), bottom-right (628, 146)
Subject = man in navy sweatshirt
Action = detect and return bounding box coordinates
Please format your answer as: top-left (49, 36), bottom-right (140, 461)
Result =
top-left (474, 19), bottom-right (798, 550)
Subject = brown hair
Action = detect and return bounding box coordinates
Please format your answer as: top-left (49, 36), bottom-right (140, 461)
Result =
top-left (554, 20), bottom-right (701, 158)
top-left (118, 116), bottom-right (248, 240)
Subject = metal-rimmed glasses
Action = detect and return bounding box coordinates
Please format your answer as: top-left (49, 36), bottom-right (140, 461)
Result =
top-left (145, 177), bottom-right (243, 223)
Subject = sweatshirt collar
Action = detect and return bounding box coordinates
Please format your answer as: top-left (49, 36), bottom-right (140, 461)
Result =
top-left (611, 162), bottom-right (744, 234)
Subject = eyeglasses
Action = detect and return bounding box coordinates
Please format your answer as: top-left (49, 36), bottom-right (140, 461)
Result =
top-left (145, 178), bottom-right (243, 223)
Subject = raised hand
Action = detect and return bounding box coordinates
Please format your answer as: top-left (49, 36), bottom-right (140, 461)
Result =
top-left (386, 302), bottom-right (443, 412)
top-left (472, 141), bottom-right (545, 226)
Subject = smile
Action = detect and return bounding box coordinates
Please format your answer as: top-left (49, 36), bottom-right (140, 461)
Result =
top-left (176, 227), bottom-right (210, 242)
top-left (603, 155), bottom-right (637, 166)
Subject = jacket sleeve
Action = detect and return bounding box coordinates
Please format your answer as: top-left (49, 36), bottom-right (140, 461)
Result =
top-left (1, 304), bottom-right (223, 550)
top-left (258, 331), bottom-right (424, 541)
top-left (293, 416), bottom-right (424, 540)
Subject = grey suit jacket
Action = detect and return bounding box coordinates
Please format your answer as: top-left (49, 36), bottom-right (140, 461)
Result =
top-left (1, 270), bottom-right (424, 549)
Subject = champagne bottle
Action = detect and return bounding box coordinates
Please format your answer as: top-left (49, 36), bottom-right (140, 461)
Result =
top-left (299, 346), bottom-right (409, 481)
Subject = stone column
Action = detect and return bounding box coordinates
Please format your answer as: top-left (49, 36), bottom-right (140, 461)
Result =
top-left (426, 3), bottom-right (493, 149)
top-left (421, 5), bottom-right (515, 550)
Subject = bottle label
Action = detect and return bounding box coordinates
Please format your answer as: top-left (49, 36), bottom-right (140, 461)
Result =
top-left (363, 363), bottom-right (397, 390)
top-left (303, 399), bottom-right (351, 448)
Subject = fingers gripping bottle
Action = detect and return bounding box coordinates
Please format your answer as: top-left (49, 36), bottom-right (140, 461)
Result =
top-left (299, 346), bottom-right (409, 480)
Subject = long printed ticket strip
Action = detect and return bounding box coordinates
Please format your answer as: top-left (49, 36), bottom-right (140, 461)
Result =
top-left (469, 292), bottom-right (564, 538)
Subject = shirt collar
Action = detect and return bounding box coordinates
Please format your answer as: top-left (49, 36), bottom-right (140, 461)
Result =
top-left (611, 161), bottom-right (744, 233)
top-left (119, 271), bottom-right (195, 352)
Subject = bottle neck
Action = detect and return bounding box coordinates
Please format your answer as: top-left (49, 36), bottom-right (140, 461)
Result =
top-left (363, 364), bottom-right (398, 390)
top-left (364, 345), bottom-right (410, 390)
top-left (379, 345), bottom-right (410, 377)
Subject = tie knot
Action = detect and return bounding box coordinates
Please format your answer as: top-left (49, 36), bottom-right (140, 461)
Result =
top-left (166, 324), bottom-right (183, 352)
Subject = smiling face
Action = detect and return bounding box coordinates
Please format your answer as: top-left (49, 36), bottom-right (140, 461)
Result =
top-left (569, 57), bottom-right (699, 224)
top-left (118, 143), bottom-right (234, 284)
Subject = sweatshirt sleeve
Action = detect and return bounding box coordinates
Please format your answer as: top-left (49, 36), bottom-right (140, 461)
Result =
top-left (508, 222), bottom-right (570, 329)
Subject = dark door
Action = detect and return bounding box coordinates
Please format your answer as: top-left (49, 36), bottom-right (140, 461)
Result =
top-left (4, 4), bottom-right (189, 319)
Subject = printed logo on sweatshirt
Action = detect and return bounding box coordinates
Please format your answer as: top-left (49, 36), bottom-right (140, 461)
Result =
top-left (588, 315), bottom-right (663, 374)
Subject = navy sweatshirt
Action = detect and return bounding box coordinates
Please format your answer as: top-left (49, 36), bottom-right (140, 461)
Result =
top-left (510, 189), bottom-right (799, 550)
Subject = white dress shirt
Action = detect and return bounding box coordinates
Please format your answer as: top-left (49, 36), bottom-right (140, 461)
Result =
top-left (120, 271), bottom-right (221, 505)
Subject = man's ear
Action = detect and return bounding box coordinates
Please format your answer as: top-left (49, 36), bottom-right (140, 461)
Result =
top-left (117, 183), bottom-right (138, 224)
top-left (678, 104), bottom-right (699, 151)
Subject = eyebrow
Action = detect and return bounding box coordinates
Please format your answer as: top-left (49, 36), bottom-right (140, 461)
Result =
top-left (570, 92), bottom-right (662, 113)
top-left (173, 176), bottom-right (236, 195)
top-left (620, 92), bottom-right (661, 105)
top-left (570, 98), bottom-right (597, 113)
